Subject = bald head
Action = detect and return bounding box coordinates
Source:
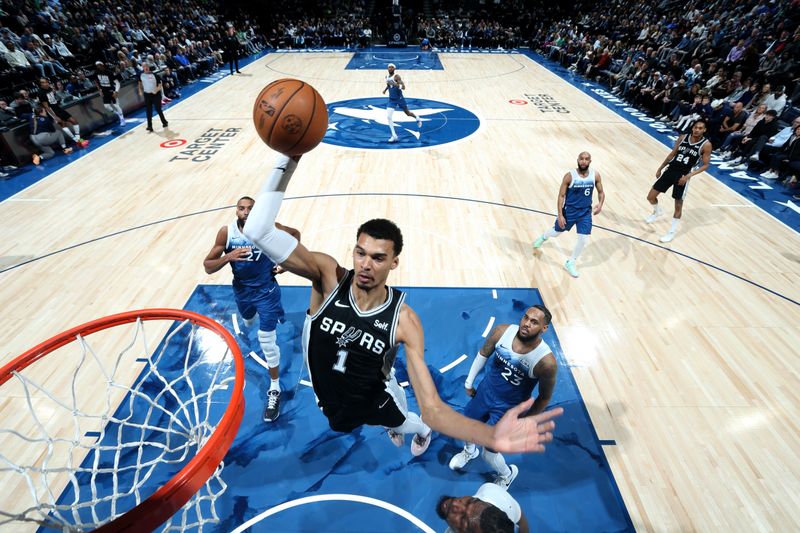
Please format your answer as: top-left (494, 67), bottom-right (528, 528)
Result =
top-left (577, 152), bottom-right (592, 171)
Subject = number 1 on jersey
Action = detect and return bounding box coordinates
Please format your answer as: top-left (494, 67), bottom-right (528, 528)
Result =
top-left (333, 349), bottom-right (349, 373)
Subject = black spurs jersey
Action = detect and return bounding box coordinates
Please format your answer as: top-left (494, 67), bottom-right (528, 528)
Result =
top-left (668, 135), bottom-right (707, 174)
top-left (307, 270), bottom-right (405, 408)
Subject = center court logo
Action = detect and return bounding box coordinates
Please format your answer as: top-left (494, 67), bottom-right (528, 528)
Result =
top-left (323, 97), bottom-right (480, 150)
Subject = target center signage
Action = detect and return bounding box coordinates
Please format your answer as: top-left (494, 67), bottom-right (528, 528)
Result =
top-left (168, 128), bottom-right (241, 163)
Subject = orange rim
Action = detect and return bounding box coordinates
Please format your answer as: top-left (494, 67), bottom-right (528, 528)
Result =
top-left (0, 309), bottom-right (245, 533)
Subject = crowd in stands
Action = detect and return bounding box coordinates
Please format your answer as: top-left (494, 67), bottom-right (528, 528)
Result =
top-left (528, 0), bottom-right (799, 188)
top-left (2, 0), bottom-right (800, 191)
top-left (260, 0), bottom-right (373, 49)
top-left (0, 0), bottom-right (267, 173)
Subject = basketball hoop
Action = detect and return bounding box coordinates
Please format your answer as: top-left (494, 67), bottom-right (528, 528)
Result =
top-left (0, 309), bottom-right (244, 532)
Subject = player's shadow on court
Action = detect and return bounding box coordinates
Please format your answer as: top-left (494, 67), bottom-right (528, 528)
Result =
top-left (154, 128), bottom-right (180, 139)
top-left (782, 252), bottom-right (800, 264)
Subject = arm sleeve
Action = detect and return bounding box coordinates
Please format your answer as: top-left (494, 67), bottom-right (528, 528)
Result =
top-left (464, 353), bottom-right (488, 389)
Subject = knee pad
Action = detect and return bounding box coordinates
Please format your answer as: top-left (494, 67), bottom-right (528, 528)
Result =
top-left (258, 329), bottom-right (280, 368)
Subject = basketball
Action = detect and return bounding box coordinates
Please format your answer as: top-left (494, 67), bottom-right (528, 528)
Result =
top-left (252, 79), bottom-right (328, 155)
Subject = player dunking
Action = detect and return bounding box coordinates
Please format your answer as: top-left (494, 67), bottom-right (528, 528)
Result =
top-left (646, 119), bottom-right (711, 243)
top-left (203, 197), bottom-right (300, 422)
top-left (383, 63), bottom-right (422, 143)
top-left (241, 155), bottom-right (563, 455)
top-left (533, 152), bottom-right (605, 278)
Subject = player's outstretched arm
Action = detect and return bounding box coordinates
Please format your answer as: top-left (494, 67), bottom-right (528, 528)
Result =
top-left (493, 399), bottom-right (562, 453)
top-left (399, 306), bottom-right (562, 453)
top-left (242, 155), bottom-right (336, 285)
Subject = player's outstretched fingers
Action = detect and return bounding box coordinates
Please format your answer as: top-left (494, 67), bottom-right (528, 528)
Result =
top-left (492, 401), bottom-right (563, 454)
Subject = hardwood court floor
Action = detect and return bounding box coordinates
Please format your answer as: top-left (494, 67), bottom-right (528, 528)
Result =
top-left (0, 51), bottom-right (799, 531)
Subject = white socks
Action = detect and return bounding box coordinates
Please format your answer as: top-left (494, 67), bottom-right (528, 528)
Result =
top-left (270, 378), bottom-right (280, 392)
top-left (390, 411), bottom-right (430, 437)
top-left (386, 107), bottom-right (396, 137)
top-left (571, 234), bottom-right (589, 261)
top-left (544, 227), bottom-right (560, 239)
top-left (482, 448), bottom-right (512, 478)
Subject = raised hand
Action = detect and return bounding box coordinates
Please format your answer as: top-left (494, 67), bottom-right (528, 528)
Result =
top-left (491, 399), bottom-right (563, 454)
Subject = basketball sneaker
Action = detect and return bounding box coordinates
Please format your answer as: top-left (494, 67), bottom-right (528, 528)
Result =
top-left (263, 390), bottom-right (281, 422)
top-left (449, 447), bottom-right (479, 470)
top-left (533, 235), bottom-right (546, 249)
top-left (387, 430), bottom-right (404, 447)
top-left (411, 430), bottom-right (432, 457)
top-left (659, 231), bottom-right (676, 243)
top-left (564, 259), bottom-right (579, 278)
top-left (645, 206), bottom-right (663, 223)
top-left (388, 135), bottom-right (398, 143)
top-left (494, 464), bottom-right (519, 489)
top-left (417, 118), bottom-right (422, 128)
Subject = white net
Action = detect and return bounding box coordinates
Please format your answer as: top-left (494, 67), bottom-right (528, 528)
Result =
top-left (0, 316), bottom-right (239, 532)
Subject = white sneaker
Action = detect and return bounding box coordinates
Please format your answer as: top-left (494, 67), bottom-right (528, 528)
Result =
top-left (417, 119), bottom-right (422, 128)
top-left (564, 259), bottom-right (579, 278)
top-left (494, 464), bottom-right (519, 489)
top-left (749, 153), bottom-right (760, 161)
top-left (387, 430), bottom-right (404, 447)
top-left (733, 163), bottom-right (749, 170)
top-left (449, 447), bottom-right (479, 470)
top-left (761, 170), bottom-right (778, 180)
top-left (388, 135), bottom-right (398, 143)
top-left (659, 231), bottom-right (676, 243)
top-left (410, 430), bottom-right (432, 457)
top-left (729, 157), bottom-right (743, 165)
top-left (645, 206), bottom-right (663, 223)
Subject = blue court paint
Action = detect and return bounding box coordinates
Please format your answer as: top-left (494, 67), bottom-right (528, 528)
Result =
top-left (346, 49), bottom-right (444, 70)
top-left (324, 97), bottom-right (480, 150)
top-left (0, 50), bottom-right (270, 202)
top-left (599, 440), bottom-right (617, 446)
top-left (520, 51), bottom-right (800, 232)
top-left (49, 285), bottom-right (633, 532)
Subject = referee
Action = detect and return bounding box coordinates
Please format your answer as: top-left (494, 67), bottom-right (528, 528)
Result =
top-left (138, 63), bottom-right (168, 132)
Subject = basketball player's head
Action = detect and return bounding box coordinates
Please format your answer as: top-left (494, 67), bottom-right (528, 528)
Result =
top-left (577, 151), bottom-right (591, 171)
top-left (387, 63), bottom-right (396, 74)
top-left (518, 305), bottom-right (551, 341)
top-left (353, 219), bottom-right (402, 290)
top-left (436, 495), bottom-right (514, 533)
top-left (235, 196), bottom-right (255, 225)
top-left (690, 118), bottom-right (707, 137)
